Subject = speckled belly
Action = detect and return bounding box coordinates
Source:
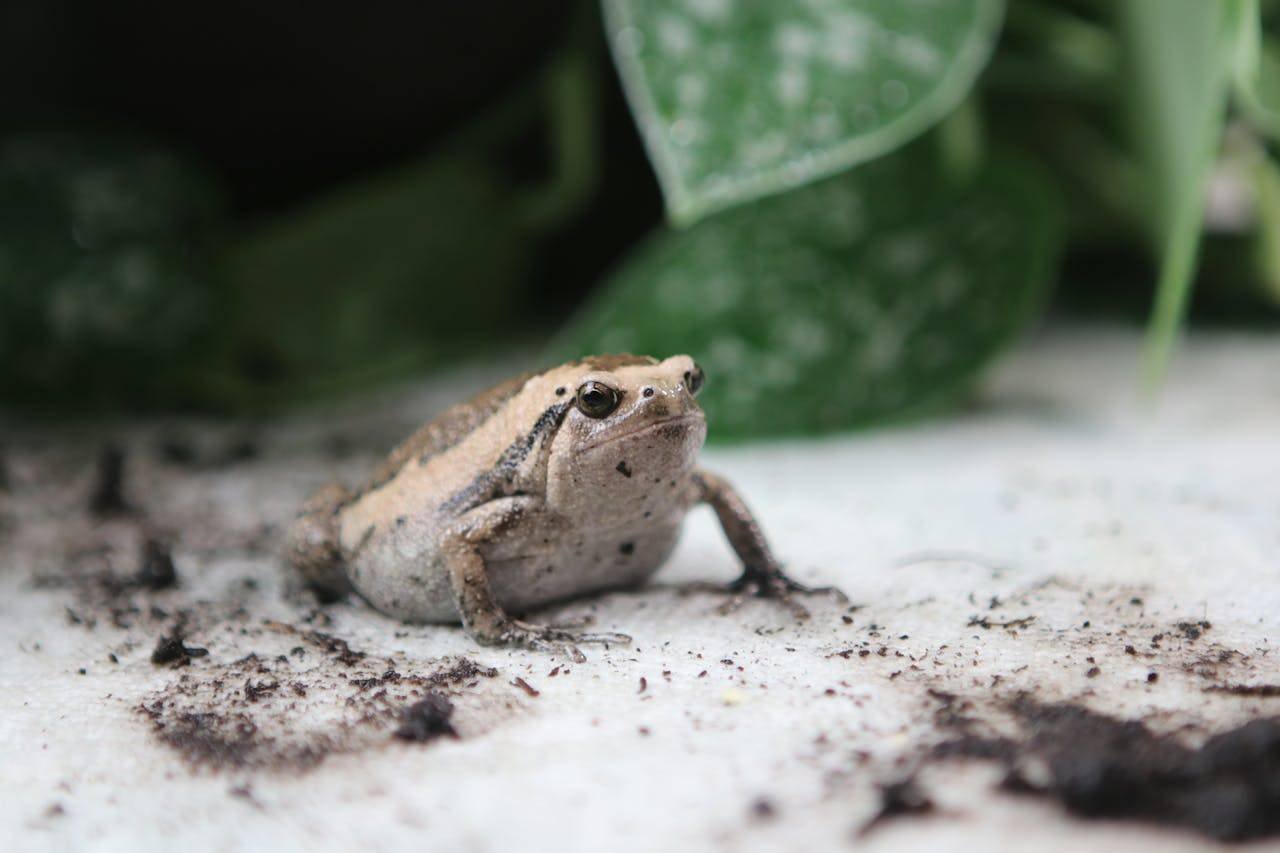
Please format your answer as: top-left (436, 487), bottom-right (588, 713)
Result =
top-left (484, 518), bottom-right (685, 616)
top-left (345, 508), bottom-right (685, 625)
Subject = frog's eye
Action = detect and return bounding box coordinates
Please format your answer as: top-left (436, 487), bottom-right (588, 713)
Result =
top-left (575, 381), bottom-right (621, 418)
top-left (684, 364), bottom-right (705, 396)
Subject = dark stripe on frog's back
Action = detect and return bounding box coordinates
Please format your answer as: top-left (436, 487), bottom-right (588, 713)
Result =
top-left (358, 370), bottom-right (535, 496)
top-left (439, 400), bottom-right (572, 515)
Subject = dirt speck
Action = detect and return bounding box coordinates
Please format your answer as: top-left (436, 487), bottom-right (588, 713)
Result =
top-left (859, 778), bottom-right (935, 836)
top-left (750, 796), bottom-right (778, 820)
top-left (135, 539), bottom-right (178, 590)
top-left (394, 692), bottom-right (458, 742)
top-left (89, 446), bottom-right (132, 517)
top-left (1176, 620), bottom-right (1211, 642)
top-left (151, 632), bottom-right (209, 667)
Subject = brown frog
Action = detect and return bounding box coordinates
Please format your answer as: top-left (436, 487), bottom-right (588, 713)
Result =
top-left (288, 354), bottom-right (840, 653)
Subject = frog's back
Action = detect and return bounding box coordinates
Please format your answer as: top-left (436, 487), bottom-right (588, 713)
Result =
top-left (363, 370), bottom-right (535, 493)
top-left (287, 371), bottom-right (532, 610)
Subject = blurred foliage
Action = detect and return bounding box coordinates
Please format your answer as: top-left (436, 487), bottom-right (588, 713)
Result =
top-left (1115, 0), bottom-right (1243, 384)
top-left (224, 147), bottom-right (538, 400)
top-left (0, 134), bottom-right (230, 409)
top-left (3, 0), bottom-right (1280, 436)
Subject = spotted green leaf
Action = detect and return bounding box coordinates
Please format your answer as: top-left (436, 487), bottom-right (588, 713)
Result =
top-left (554, 147), bottom-right (1058, 438)
top-left (604, 0), bottom-right (1005, 224)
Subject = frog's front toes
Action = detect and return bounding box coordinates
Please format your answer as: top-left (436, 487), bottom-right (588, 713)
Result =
top-left (473, 619), bottom-right (632, 659)
top-left (720, 568), bottom-right (848, 620)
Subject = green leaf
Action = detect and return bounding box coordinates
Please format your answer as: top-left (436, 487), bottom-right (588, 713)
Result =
top-left (604, 0), bottom-right (1005, 224)
top-left (1114, 0), bottom-right (1244, 385)
top-left (553, 146), bottom-right (1059, 439)
top-left (1233, 0), bottom-right (1280, 139)
top-left (1250, 152), bottom-right (1280, 304)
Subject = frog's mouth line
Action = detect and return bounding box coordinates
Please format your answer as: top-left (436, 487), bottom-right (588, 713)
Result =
top-left (583, 413), bottom-right (704, 451)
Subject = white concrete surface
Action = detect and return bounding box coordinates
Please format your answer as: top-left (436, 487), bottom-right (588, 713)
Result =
top-left (2, 325), bottom-right (1279, 852)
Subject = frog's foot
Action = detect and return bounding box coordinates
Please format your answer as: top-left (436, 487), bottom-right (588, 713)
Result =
top-left (714, 568), bottom-right (848, 620)
top-left (474, 619), bottom-right (632, 662)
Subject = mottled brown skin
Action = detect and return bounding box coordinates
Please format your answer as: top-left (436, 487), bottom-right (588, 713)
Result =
top-left (287, 354), bottom-right (842, 655)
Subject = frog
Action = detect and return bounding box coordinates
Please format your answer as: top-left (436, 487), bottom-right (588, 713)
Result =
top-left (287, 354), bottom-right (842, 654)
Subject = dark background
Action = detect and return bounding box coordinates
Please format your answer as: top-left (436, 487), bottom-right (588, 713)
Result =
top-left (0, 0), bottom-right (660, 307)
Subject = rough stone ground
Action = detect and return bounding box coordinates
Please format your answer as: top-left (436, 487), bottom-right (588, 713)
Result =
top-left (2, 325), bottom-right (1279, 852)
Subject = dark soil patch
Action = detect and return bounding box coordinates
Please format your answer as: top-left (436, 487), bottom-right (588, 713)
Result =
top-left (424, 657), bottom-right (498, 687)
top-left (933, 694), bottom-right (1280, 841)
top-left (139, 651), bottom-right (501, 773)
top-left (141, 705), bottom-right (334, 772)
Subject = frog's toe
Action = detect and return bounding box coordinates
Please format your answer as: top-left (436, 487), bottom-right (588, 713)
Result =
top-left (488, 619), bottom-right (631, 659)
top-left (514, 620), bottom-right (631, 647)
top-left (714, 568), bottom-right (847, 621)
top-left (563, 629), bottom-right (633, 646)
top-left (773, 576), bottom-right (849, 604)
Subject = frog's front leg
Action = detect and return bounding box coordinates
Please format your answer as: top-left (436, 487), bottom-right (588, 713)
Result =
top-left (442, 498), bottom-right (632, 657)
top-left (693, 468), bottom-right (847, 619)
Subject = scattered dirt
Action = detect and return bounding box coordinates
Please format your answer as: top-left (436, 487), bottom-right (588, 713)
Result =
top-left (1176, 620), bottom-right (1212, 642)
top-left (8, 435), bottom-right (511, 777)
top-left (32, 534), bottom-right (191, 633)
top-left (138, 651), bottom-right (502, 773)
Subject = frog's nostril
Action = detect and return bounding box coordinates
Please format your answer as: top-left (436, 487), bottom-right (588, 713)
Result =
top-left (642, 387), bottom-right (655, 398)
